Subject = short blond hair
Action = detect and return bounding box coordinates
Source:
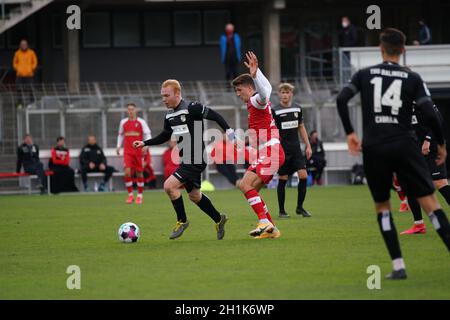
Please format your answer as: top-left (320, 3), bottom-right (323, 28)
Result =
top-left (162, 79), bottom-right (182, 94)
top-left (278, 82), bottom-right (295, 92)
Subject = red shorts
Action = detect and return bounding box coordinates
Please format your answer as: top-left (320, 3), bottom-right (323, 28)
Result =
top-left (124, 153), bottom-right (143, 172)
top-left (247, 142), bottom-right (285, 185)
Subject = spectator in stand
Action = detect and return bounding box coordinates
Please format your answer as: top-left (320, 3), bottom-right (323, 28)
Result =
top-left (418, 19), bottom-right (432, 45)
top-left (48, 137), bottom-right (78, 194)
top-left (79, 135), bottom-right (115, 192)
top-left (307, 130), bottom-right (326, 185)
top-left (338, 17), bottom-right (358, 47)
top-left (142, 147), bottom-right (156, 189)
top-left (210, 134), bottom-right (242, 187)
top-left (219, 23), bottom-right (241, 82)
top-left (16, 134), bottom-right (47, 194)
top-left (162, 140), bottom-right (180, 180)
top-left (338, 17), bottom-right (359, 79)
top-left (13, 39), bottom-right (38, 107)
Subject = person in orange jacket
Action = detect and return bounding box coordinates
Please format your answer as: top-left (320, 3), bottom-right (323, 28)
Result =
top-left (13, 39), bottom-right (38, 83)
top-left (13, 39), bottom-right (38, 106)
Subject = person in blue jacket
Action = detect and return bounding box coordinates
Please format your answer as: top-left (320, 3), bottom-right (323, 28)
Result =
top-left (220, 23), bottom-right (241, 81)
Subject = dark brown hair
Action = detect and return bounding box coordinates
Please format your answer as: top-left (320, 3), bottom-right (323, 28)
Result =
top-left (379, 28), bottom-right (406, 56)
top-left (231, 74), bottom-right (255, 89)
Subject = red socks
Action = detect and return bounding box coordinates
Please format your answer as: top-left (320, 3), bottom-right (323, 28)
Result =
top-left (244, 189), bottom-right (274, 224)
top-left (137, 177), bottom-right (144, 196)
top-left (124, 177), bottom-right (133, 194)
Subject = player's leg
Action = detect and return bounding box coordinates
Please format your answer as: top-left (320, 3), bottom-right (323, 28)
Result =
top-left (188, 188), bottom-right (228, 240)
top-left (133, 155), bottom-right (145, 204)
top-left (435, 179), bottom-right (450, 206)
top-left (276, 153), bottom-right (291, 218)
top-left (424, 153), bottom-right (450, 206)
top-left (239, 170), bottom-right (278, 238)
top-left (164, 174), bottom-right (189, 239)
top-left (123, 166), bottom-right (134, 204)
top-left (251, 175), bottom-right (276, 225)
top-left (416, 194), bottom-right (450, 251)
top-left (393, 175), bottom-right (409, 212)
top-left (400, 196), bottom-right (426, 235)
top-left (374, 200), bottom-right (407, 279)
top-left (277, 175), bottom-right (289, 218)
top-left (135, 170), bottom-right (144, 204)
top-left (395, 176), bottom-right (425, 234)
top-left (397, 141), bottom-right (450, 251)
top-left (296, 168), bottom-right (311, 217)
top-left (364, 146), bottom-right (406, 280)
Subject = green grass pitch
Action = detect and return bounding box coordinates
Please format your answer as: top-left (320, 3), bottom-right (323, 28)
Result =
top-left (0, 185), bottom-right (449, 299)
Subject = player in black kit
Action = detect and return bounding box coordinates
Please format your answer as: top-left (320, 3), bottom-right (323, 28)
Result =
top-left (336, 28), bottom-right (450, 280)
top-left (400, 103), bottom-right (450, 235)
top-left (272, 83), bottom-right (312, 218)
top-left (134, 79), bottom-right (235, 240)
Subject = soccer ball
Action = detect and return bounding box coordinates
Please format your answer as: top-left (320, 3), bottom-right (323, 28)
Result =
top-left (118, 222), bottom-right (140, 243)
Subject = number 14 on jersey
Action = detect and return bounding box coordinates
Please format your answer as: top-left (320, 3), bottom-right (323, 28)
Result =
top-left (370, 77), bottom-right (403, 115)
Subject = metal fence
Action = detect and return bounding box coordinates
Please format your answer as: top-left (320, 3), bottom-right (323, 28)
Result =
top-left (0, 80), bottom-right (362, 154)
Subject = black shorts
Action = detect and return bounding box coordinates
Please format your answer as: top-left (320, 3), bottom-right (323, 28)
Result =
top-left (278, 146), bottom-right (306, 176)
top-left (425, 153), bottom-right (448, 180)
top-left (363, 138), bottom-right (435, 203)
top-left (172, 163), bottom-right (206, 193)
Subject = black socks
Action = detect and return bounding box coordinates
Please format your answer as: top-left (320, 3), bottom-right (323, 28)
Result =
top-left (171, 196), bottom-right (187, 223)
top-left (297, 178), bottom-right (307, 210)
top-left (277, 179), bottom-right (287, 213)
top-left (377, 211), bottom-right (402, 260)
top-left (438, 185), bottom-right (450, 206)
top-left (429, 209), bottom-right (450, 251)
top-left (195, 193), bottom-right (222, 223)
top-left (408, 197), bottom-right (423, 222)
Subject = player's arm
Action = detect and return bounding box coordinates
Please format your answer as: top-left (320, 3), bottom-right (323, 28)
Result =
top-left (298, 124), bottom-right (312, 160)
top-left (189, 102), bottom-right (235, 140)
top-left (414, 77), bottom-right (446, 164)
top-left (116, 120), bottom-right (124, 155)
top-left (297, 108), bottom-right (312, 159)
top-left (135, 119), bottom-right (173, 148)
top-left (141, 119), bottom-right (152, 141)
top-left (336, 71), bottom-right (361, 155)
top-left (245, 52), bottom-right (272, 109)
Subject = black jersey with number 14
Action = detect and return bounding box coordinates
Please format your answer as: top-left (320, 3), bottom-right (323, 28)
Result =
top-left (346, 61), bottom-right (433, 147)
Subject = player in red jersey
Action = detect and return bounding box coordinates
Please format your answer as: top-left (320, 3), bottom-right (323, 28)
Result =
top-left (231, 52), bottom-right (285, 239)
top-left (116, 103), bottom-right (151, 204)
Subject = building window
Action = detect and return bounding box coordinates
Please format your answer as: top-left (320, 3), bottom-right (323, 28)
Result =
top-left (52, 15), bottom-right (63, 49)
top-left (7, 17), bottom-right (36, 49)
top-left (174, 11), bottom-right (202, 46)
top-left (113, 12), bottom-right (141, 47)
top-left (82, 12), bottom-right (111, 48)
top-left (144, 12), bottom-right (172, 47)
top-left (203, 10), bottom-right (230, 45)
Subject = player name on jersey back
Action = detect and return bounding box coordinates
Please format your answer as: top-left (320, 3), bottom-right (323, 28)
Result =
top-left (370, 68), bottom-right (409, 79)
